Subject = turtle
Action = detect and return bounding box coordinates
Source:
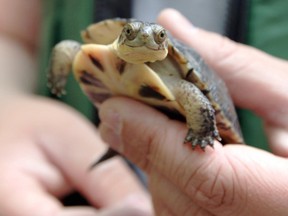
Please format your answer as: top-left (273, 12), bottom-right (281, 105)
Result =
top-left (48, 18), bottom-right (243, 165)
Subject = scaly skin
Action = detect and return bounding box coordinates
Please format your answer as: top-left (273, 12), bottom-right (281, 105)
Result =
top-left (47, 40), bottom-right (81, 97)
top-left (174, 79), bottom-right (220, 149)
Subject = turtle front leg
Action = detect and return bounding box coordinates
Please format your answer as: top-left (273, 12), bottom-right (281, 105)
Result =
top-left (47, 40), bottom-right (81, 97)
top-left (173, 79), bottom-right (221, 149)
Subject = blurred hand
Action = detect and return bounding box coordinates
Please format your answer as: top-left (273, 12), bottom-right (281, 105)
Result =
top-left (0, 95), bottom-right (152, 216)
top-left (0, 1), bottom-right (153, 215)
top-left (99, 9), bottom-right (288, 216)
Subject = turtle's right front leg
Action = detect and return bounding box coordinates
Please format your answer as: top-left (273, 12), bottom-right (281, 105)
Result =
top-left (172, 79), bottom-right (221, 149)
top-left (47, 40), bottom-right (81, 97)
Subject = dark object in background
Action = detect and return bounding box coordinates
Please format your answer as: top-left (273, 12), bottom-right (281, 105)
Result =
top-left (94, 0), bottom-right (132, 21)
top-left (225, 0), bottom-right (250, 42)
top-left (132, 0), bottom-right (249, 42)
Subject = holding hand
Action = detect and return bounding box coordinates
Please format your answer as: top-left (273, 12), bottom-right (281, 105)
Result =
top-left (99, 9), bottom-right (288, 216)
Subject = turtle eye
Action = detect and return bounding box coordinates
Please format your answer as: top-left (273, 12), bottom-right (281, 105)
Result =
top-left (155, 29), bottom-right (167, 44)
top-left (123, 24), bottom-right (138, 40)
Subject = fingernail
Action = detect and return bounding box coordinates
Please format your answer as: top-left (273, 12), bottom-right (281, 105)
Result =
top-left (100, 108), bottom-right (124, 153)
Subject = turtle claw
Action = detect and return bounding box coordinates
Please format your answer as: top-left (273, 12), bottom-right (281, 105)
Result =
top-left (50, 87), bottom-right (66, 97)
top-left (47, 73), bottom-right (68, 97)
top-left (184, 128), bottom-right (218, 150)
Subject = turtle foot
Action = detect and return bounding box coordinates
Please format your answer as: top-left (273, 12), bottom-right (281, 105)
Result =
top-left (47, 40), bottom-right (81, 97)
top-left (184, 129), bottom-right (220, 150)
top-left (47, 73), bottom-right (67, 97)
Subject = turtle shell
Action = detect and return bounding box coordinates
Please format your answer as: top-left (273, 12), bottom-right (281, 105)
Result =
top-left (77, 18), bottom-right (243, 144)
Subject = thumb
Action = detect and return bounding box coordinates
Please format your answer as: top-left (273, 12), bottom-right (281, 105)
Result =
top-left (99, 97), bottom-right (288, 215)
top-left (99, 97), bottom-right (187, 168)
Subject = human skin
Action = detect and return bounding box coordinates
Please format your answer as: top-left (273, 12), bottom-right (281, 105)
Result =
top-left (99, 9), bottom-right (288, 216)
top-left (0, 0), bottom-right (152, 215)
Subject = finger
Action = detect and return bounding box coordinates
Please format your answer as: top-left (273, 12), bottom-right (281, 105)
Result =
top-left (57, 207), bottom-right (98, 216)
top-left (264, 124), bottom-right (288, 157)
top-left (0, 0), bottom-right (40, 52)
top-left (97, 194), bottom-right (153, 216)
top-left (29, 97), bottom-right (148, 206)
top-left (0, 158), bottom-right (150, 216)
top-left (99, 97), bottom-right (188, 171)
top-left (99, 97), bottom-right (288, 215)
top-left (0, 96), bottom-right (148, 209)
top-left (0, 168), bottom-right (62, 216)
top-left (157, 9), bottom-right (288, 127)
top-left (149, 167), bottom-right (212, 216)
top-left (86, 158), bottom-right (149, 206)
top-left (99, 98), bottom-right (224, 214)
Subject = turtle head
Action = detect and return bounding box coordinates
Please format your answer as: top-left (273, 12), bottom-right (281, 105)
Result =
top-left (114, 21), bottom-right (169, 64)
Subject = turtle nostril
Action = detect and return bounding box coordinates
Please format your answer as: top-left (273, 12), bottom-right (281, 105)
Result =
top-left (141, 29), bottom-right (150, 41)
top-left (142, 33), bottom-right (149, 39)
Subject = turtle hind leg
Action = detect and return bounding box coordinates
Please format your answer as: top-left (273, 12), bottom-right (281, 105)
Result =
top-left (47, 40), bottom-right (81, 97)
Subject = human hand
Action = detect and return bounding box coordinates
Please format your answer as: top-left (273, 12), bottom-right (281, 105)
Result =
top-left (0, 0), bottom-right (152, 214)
top-left (98, 9), bottom-right (288, 215)
top-left (0, 95), bottom-right (152, 216)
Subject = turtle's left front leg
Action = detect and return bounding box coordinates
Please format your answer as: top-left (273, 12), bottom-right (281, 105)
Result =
top-left (47, 40), bottom-right (81, 96)
top-left (172, 79), bottom-right (221, 149)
